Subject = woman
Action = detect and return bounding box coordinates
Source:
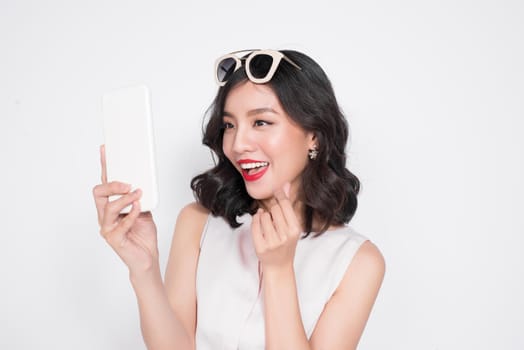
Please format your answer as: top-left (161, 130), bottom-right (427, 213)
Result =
top-left (93, 49), bottom-right (385, 350)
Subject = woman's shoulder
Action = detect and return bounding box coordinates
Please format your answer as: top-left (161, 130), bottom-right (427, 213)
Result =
top-left (178, 201), bottom-right (210, 221)
top-left (173, 202), bottom-right (210, 243)
top-left (307, 226), bottom-right (384, 288)
top-left (351, 240), bottom-right (385, 277)
top-left (330, 226), bottom-right (385, 278)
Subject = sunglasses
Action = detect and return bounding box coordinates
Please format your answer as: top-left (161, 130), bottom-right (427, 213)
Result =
top-left (215, 49), bottom-right (301, 86)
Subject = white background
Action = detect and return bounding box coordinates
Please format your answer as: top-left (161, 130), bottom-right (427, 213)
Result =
top-left (1, 0), bottom-right (523, 349)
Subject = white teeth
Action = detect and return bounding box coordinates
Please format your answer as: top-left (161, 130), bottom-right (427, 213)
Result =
top-left (240, 162), bottom-right (269, 170)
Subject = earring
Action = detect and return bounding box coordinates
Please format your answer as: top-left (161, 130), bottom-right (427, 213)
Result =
top-left (308, 145), bottom-right (318, 160)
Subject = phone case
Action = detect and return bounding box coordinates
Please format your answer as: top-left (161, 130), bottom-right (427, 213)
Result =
top-left (102, 84), bottom-right (158, 213)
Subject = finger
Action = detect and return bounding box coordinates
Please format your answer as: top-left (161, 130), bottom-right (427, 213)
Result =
top-left (105, 199), bottom-right (141, 249)
top-left (274, 186), bottom-right (301, 238)
top-left (93, 181), bottom-right (132, 198)
top-left (102, 189), bottom-right (142, 229)
top-left (100, 145), bottom-right (107, 184)
top-left (269, 203), bottom-right (287, 242)
top-left (116, 200), bottom-right (142, 247)
top-left (251, 209), bottom-right (266, 253)
top-left (260, 211), bottom-right (280, 246)
top-left (93, 182), bottom-right (131, 224)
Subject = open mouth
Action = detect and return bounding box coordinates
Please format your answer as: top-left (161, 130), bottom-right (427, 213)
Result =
top-left (239, 161), bottom-right (269, 181)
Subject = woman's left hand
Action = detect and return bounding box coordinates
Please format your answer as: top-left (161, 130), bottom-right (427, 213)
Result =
top-left (251, 184), bottom-right (302, 271)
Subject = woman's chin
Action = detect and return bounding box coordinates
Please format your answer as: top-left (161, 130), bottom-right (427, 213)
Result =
top-left (244, 185), bottom-right (274, 202)
top-left (247, 191), bottom-right (273, 202)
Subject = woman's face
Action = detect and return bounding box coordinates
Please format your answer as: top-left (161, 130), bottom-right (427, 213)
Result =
top-left (222, 81), bottom-right (315, 204)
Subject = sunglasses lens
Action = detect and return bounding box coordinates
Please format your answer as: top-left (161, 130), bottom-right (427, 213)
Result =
top-left (217, 57), bottom-right (237, 83)
top-left (248, 54), bottom-right (274, 79)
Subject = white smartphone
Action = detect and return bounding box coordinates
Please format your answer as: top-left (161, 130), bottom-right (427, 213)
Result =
top-left (102, 84), bottom-right (158, 213)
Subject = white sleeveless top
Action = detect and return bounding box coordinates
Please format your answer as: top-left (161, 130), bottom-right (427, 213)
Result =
top-left (195, 214), bottom-right (368, 350)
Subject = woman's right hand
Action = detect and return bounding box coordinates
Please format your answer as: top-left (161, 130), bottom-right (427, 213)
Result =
top-left (93, 145), bottom-right (159, 275)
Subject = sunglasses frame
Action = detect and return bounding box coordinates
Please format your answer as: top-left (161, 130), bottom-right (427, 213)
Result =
top-left (215, 49), bottom-right (302, 86)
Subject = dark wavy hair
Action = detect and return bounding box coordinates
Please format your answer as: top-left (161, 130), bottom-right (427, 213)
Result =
top-left (191, 50), bottom-right (360, 236)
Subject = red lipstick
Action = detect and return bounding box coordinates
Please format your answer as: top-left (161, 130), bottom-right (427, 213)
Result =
top-left (238, 159), bottom-right (269, 182)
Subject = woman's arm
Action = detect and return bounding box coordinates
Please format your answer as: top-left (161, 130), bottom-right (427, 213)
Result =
top-left (132, 203), bottom-right (207, 350)
top-left (164, 203), bottom-right (209, 346)
top-left (131, 204), bottom-right (208, 350)
top-left (309, 241), bottom-right (385, 349)
top-left (262, 241), bottom-right (384, 350)
top-left (262, 264), bottom-right (310, 350)
top-left (93, 147), bottom-right (205, 350)
top-left (251, 187), bottom-right (311, 350)
top-left (252, 185), bottom-right (385, 350)
top-left (131, 263), bottom-right (193, 350)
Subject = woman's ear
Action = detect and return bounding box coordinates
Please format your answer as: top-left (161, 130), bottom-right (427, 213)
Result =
top-left (307, 133), bottom-right (318, 150)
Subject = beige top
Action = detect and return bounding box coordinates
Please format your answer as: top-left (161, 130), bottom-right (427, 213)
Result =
top-left (195, 213), bottom-right (368, 350)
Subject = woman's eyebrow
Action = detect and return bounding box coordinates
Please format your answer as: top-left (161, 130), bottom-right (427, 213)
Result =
top-left (247, 107), bottom-right (278, 117)
top-left (223, 110), bottom-right (235, 118)
top-left (223, 107), bottom-right (278, 119)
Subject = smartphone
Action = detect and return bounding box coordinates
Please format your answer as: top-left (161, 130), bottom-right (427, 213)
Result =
top-left (102, 84), bottom-right (158, 213)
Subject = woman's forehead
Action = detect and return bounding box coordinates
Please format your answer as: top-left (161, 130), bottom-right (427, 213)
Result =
top-left (224, 82), bottom-right (282, 114)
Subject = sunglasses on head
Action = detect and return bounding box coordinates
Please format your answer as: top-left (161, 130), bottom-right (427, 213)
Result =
top-left (215, 49), bottom-right (302, 86)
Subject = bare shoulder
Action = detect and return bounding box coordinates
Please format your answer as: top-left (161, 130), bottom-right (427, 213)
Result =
top-left (333, 240), bottom-right (385, 308)
top-left (335, 240), bottom-right (385, 306)
top-left (346, 240), bottom-right (386, 280)
top-left (309, 240), bottom-right (385, 348)
top-left (179, 201), bottom-right (210, 217)
top-left (177, 202), bottom-right (210, 226)
top-left (173, 202), bottom-right (210, 240)
top-left (166, 201), bottom-right (210, 280)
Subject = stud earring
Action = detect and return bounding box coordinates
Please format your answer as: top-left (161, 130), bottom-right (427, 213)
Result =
top-left (308, 145), bottom-right (318, 160)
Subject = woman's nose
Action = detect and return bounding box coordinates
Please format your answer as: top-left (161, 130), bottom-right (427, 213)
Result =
top-left (232, 127), bottom-right (255, 154)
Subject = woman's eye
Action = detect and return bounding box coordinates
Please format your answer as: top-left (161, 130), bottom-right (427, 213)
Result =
top-left (222, 122), bottom-right (234, 130)
top-left (254, 120), bottom-right (271, 127)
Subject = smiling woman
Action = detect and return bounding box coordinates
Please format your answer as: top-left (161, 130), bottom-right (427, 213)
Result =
top-left (93, 49), bottom-right (385, 350)
top-left (193, 50), bottom-right (363, 235)
top-left (221, 83), bottom-right (314, 203)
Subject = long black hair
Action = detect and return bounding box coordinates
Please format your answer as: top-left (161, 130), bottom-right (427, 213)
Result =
top-left (191, 50), bottom-right (360, 236)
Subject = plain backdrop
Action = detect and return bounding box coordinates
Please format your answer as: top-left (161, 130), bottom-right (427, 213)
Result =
top-left (1, 0), bottom-right (523, 349)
